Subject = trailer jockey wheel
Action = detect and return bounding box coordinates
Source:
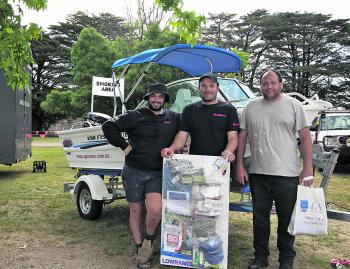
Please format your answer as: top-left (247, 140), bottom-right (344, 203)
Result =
top-left (33, 160), bottom-right (47, 173)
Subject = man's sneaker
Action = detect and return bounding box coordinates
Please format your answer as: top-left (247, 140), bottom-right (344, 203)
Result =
top-left (279, 261), bottom-right (293, 269)
top-left (248, 257), bottom-right (269, 269)
top-left (136, 239), bottom-right (153, 265)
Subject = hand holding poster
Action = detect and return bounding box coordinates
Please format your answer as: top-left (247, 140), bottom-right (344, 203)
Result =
top-left (161, 154), bottom-right (230, 269)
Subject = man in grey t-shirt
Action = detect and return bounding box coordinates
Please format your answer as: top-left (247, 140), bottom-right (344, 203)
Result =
top-left (236, 69), bottom-right (313, 269)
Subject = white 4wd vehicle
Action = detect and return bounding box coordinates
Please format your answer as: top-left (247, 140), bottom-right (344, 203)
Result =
top-left (311, 110), bottom-right (350, 164)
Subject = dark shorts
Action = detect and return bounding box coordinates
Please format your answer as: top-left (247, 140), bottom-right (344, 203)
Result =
top-left (121, 164), bottom-right (162, 203)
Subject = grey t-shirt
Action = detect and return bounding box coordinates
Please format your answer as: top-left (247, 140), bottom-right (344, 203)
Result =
top-left (240, 94), bottom-right (309, 177)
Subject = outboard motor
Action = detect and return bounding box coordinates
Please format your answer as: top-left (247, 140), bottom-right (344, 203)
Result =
top-left (86, 112), bottom-right (112, 126)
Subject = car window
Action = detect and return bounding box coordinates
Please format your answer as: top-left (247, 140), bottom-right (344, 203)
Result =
top-left (320, 115), bottom-right (350, 130)
top-left (218, 79), bottom-right (250, 108)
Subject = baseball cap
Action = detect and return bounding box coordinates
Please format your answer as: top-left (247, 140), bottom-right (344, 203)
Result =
top-left (199, 73), bottom-right (219, 85)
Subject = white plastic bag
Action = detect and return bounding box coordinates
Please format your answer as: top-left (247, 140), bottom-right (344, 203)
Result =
top-left (288, 185), bottom-right (328, 236)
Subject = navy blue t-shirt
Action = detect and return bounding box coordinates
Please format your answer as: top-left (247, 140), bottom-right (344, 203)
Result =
top-left (180, 101), bottom-right (240, 156)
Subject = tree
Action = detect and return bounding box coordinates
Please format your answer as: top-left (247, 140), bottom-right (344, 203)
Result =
top-left (31, 32), bottom-right (61, 130)
top-left (71, 28), bottom-right (119, 86)
top-left (155, 0), bottom-right (205, 44)
top-left (206, 10), bottom-right (350, 101)
top-left (202, 11), bottom-right (268, 83)
top-left (40, 12), bottom-right (128, 89)
top-left (202, 13), bottom-right (238, 48)
top-left (232, 10), bottom-right (271, 87)
top-left (324, 54), bottom-right (350, 108)
top-left (327, 83), bottom-right (350, 109)
top-left (55, 27), bottom-right (119, 116)
top-left (41, 27), bottom-right (120, 120)
top-left (32, 12), bottom-right (128, 129)
top-left (262, 12), bottom-right (350, 98)
top-left (125, 0), bottom-right (168, 42)
top-left (40, 90), bottom-right (79, 118)
top-left (0, 0), bottom-right (47, 89)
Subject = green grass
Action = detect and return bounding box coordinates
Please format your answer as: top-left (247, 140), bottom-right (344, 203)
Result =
top-left (32, 136), bottom-right (60, 143)
top-left (0, 140), bottom-right (349, 268)
top-left (0, 146), bottom-right (133, 255)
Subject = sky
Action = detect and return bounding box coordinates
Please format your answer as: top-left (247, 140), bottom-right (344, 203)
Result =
top-left (21, 0), bottom-right (349, 29)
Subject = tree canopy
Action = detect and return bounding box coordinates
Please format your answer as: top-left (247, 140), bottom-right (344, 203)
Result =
top-left (4, 1), bottom-right (350, 129)
top-left (0, 0), bottom-right (47, 89)
top-left (203, 11), bottom-right (350, 108)
top-left (31, 12), bottom-right (127, 129)
top-left (155, 0), bottom-right (205, 44)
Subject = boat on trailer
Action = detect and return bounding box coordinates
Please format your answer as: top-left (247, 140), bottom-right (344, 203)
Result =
top-left (58, 44), bottom-right (333, 220)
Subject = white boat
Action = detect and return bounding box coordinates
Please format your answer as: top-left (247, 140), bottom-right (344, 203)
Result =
top-left (287, 92), bottom-right (333, 124)
top-left (59, 124), bottom-right (124, 171)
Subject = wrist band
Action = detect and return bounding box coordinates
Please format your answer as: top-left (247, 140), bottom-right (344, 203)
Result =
top-left (302, 176), bottom-right (314, 181)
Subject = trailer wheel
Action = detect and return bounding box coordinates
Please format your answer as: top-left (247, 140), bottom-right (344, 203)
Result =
top-left (77, 183), bottom-right (103, 220)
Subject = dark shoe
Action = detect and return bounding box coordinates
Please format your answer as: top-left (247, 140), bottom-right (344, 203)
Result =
top-left (248, 257), bottom-right (269, 269)
top-left (279, 261), bottom-right (293, 269)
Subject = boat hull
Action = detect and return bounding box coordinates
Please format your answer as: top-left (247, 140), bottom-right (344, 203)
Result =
top-left (58, 126), bottom-right (124, 170)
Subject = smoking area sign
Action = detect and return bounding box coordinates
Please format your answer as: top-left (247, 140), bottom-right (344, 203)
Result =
top-left (92, 76), bottom-right (124, 98)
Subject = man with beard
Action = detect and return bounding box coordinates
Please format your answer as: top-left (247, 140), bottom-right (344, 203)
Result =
top-left (102, 83), bottom-right (180, 268)
top-left (235, 69), bottom-right (313, 269)
top-left (161, 73), bottom-right (239, 162)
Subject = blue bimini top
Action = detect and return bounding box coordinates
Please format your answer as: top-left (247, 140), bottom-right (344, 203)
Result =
top-left (112, 44), bottom-right (241, 76)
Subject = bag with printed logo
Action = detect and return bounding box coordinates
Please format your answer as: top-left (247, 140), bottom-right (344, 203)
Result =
top-left (288, 185), bottom-right (328, 236)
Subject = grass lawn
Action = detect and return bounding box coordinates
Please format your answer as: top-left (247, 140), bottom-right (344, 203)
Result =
top-left (0, 141), bottom-right (349, 268)
top-left (32, 136), bottom-right (60, 143)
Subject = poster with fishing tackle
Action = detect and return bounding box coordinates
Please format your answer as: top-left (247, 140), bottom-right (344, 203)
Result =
top-left (160, 154), bottom-right (230, 269)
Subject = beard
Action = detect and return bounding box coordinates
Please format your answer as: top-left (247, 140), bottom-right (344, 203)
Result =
top-left (200, 92), bottom-right (217, 103)
top-left (262, 90), bottom-right (281, 100)
top-left (148, 100), bottom-right (164, 111)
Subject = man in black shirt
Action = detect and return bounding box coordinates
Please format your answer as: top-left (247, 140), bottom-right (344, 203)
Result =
top-left (161, 73), bottom-right (239, 161)
top-left (102, 83), bottom-right (179, 268)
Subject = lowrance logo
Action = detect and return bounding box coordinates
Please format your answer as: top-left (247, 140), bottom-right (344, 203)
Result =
top-left (161, 258), bottom-right (192, 266)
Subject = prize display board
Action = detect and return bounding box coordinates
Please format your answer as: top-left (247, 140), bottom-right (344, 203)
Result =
top-left (160, 154), bottom-right (230, 268)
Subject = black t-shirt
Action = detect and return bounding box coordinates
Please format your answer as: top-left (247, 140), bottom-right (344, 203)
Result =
top-left (180, 101), bottom-right (239, 156)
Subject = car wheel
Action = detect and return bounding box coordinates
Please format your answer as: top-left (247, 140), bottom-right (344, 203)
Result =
top-left (77, 183), bottom-right (103, 220)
